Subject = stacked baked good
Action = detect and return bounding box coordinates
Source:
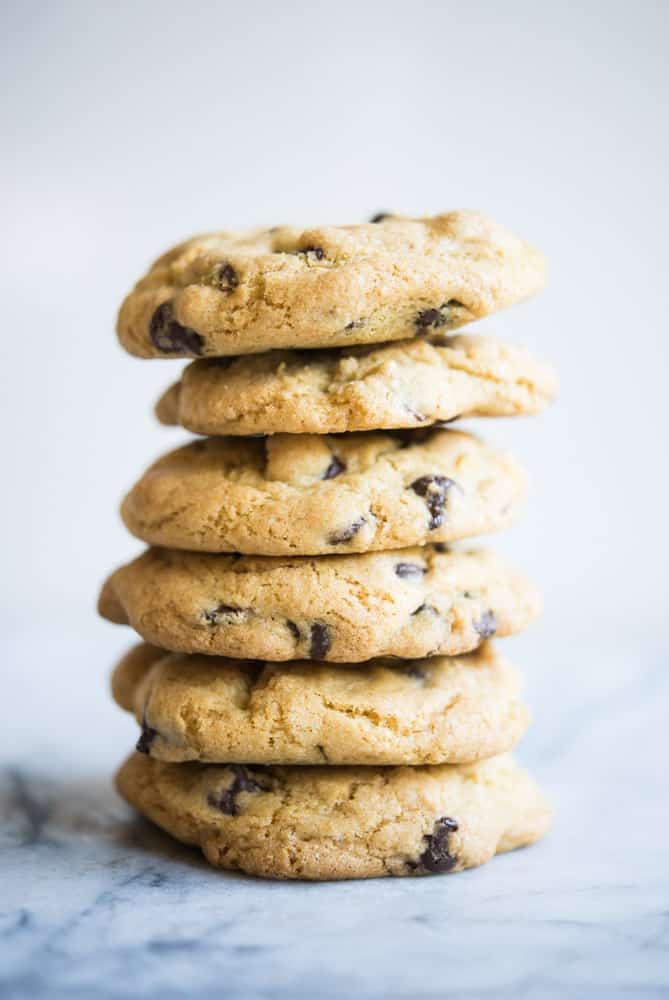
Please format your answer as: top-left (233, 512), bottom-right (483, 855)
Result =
top-left (100, 211), bottom-right (557, 880)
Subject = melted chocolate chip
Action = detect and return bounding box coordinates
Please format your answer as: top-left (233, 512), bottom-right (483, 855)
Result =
top-left (369, 212), bottom-right (390, 223)
top-left (309, 622), bottom-right (331, 659)
top-left (203, 604), bottom-right (244, 625)
top-left (207, 766), bottom-right (263, 816)
top-left (473, 610), bottom-right (497, 640)
top-left (415, 300), bottom-right (465, 331)
top-left (345, 319), bottom-right (365, 330)
top-left (394, 562), bottom-right (426, 579)
top-left (302, 245), bottom-right (325, 260)
top-left (216, 262), bottom-right (239, 292)
top-left (419, 817), bottom-right (459, 872)
top-left (415, 308), bottom-right (442, 329)
top-left (323, 455), bottom-right (346, 479)
top-left (136, 718), bottom-right (158, 755)
top-left (433, 542), bottom-right (449, 553)
top-left (149, 302), bottom-right (204, 355)
top-left (328, 518), bottom-right (366, 545)
top-left (286, 619), bottom-right (300, 640)
top-left (410, 475), bottom-right (457, 530)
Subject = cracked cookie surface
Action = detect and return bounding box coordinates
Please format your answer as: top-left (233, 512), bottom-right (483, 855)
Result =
top-left (98, 545), bottom-right (541, 662)
top-left (112, 641), bottom-right (529, 765)
top-left (116, 751), bottom-right (551, 880)
top-left (117, 211), bottom-right (545, 359)
top-left (156, 335), bottom-right (557, 436)
top-left (121, 428), bottom-right (527, 556)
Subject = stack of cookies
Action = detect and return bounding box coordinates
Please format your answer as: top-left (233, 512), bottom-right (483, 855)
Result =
top-left (100, 211), bottom-right (557, 880)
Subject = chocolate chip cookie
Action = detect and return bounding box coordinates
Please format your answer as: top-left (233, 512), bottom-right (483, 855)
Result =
top-left (121, 429), bottom-right (527, 556)
top-left (156, 335), bottom-right (557, 436)
top-left (116, 751), bottom-right (551, 879)
top-left (98, 545), bottom-right (541, 662)
top-left (117, 211), bottom-right (545, 358)
top-left (112, 641), bottom-right (529, 765)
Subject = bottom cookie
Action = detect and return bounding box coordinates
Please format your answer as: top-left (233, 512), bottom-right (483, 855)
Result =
top-left (116, 752), bottom-right (551, 881)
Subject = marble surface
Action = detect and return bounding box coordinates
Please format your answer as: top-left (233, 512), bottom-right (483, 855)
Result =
top-left (1, 623), bottom-right (668, 999)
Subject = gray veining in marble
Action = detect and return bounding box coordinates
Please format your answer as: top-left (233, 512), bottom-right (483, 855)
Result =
top-left (1, 625), bottom-right (668, 999)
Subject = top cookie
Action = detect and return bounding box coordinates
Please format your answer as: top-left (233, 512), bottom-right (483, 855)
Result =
top-left (117, 211), bottom-right (545, 358)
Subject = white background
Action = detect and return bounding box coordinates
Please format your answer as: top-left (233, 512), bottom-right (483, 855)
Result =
top-left (3, 0), bottom-right (668, 662)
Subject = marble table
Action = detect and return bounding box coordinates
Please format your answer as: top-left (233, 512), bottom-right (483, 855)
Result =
top-left (2, 623), bottom-right (667, 999)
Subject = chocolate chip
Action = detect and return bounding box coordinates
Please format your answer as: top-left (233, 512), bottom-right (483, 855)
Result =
top-left (216, 262), bottom-right (239, 292)
top-left (286, 619), bottom-right (300, 640)
top-left (323, 455), bottom-right (346, 479)
top-left (415, 308), bottom-right (442, 329)
top-left (419, 817), bottom-right (459, 872)
top-left (473, 610), bottom-right (497, 640)
top-left (302, 245), bottom-right (325, 260)
top-left (149, 301), bottom-right (204, 355)
top-left (207, 766), bottom-right (264, 816)
top-left (327, 518), bottom-right (366, 545)
top-left (410, 475), bottom-right (457, 530)
top-left (136, 718), bottom-right (157, 755)
top-left (415, 300), bottom-right (465, 331)
top-left (394, 562), bottom-right (426, 579)
top-left (433, 542), bottom-right (449, 553)
top-left (369, 212), bottom-right (390, 223)
top-left (309, 622), bottom-right (331, 659)
top-left (203, 604), bottom-right (244, 625)
top-left (345, 319), bottom-right (365, 330)
top-left (411, 603), bottom-right (436, 616)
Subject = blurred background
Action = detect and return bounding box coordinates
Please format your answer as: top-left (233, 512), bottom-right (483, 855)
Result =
top-left (3, 0), bottom-right (668, 757)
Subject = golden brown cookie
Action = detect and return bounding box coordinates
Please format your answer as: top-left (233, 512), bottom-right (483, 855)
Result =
top-left (156, 335), bottom-right (557, 436)
top-left (98, 545), bottom-right (541, 662)
top-left (116, 751), bottom-right (551, 880)
top-left (118, 212), bottom-right (545, 358)
top-left (121, 429), bottom-right (527, 556)
top-left (112, 641), bottom-right (529, 765)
